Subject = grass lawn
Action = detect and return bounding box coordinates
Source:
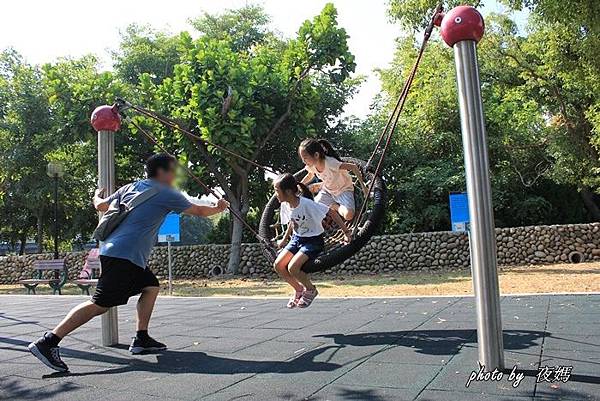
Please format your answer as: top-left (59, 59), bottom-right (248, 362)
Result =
top-left (1, 261), bottom-right (598, 297)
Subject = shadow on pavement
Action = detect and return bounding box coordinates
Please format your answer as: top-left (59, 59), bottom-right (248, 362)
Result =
top-left (0, 377), bottom-right (82, 401)
top-left (0, 336), bottom-right (341, 378)
top-left (316, 329), bottom-right (546, 354)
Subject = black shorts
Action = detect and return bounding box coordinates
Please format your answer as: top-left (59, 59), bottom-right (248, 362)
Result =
top-left (92, 256), bottom-right (159, 308)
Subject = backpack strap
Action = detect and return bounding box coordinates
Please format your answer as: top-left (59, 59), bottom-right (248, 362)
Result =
top-left (127, 185), bottom-right (160, 209)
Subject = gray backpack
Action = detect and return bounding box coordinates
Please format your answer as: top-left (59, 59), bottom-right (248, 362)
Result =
top-left (92, 185), bottom-right (160, 241)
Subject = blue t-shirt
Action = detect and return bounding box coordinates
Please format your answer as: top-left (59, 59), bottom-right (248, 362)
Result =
top-left (99, 179), bottom-right (192, 268)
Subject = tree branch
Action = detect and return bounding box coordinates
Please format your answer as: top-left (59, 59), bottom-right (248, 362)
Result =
top-left (250, 66), bottom-right (312, 162)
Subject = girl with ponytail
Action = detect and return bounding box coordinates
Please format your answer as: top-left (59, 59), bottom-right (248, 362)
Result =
top-left (273, 173), bottom-right (351, 309)
top-left (298, 138), bottom-right (365, 221)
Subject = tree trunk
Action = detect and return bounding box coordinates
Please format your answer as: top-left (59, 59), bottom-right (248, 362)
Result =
top-left (36, 211), bottom-right (44, 253)
top-left (581, 188), bottom-right (600, 221)
top-left (228, 202), bottom-right (244, 274)
top-left (18, 233), bottom-right (27, 255)
top-left (227, 172), bottom-right (250, 274)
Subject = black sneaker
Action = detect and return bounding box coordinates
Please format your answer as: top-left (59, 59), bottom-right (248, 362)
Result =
top-left (129, 335), bottom-right (167, 354)
top-left (28, 336), bottom-right (69, 372)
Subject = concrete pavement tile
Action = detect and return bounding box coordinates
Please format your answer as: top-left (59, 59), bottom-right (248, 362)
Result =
top-left (543, 335), bottom-right (600, 352)
top-left (427, 357), bottom-right (537, 398)
top-left (535, 379), bottom-right (600, 401)
top-left (545, 321), bottom-right (600, 335)
top-left (369, 344), bottom-right (457, 366)
top-left (118, 371), bottom-right (255, 400)
top-left (416, 388), bottom-right (533, 400)
top-left (234, 340), bottom-right (326, 361)
top-left (309, 384), bottom-right (415, 401)
top-left (333, 361), bottom-right (439, 397)
top-left (540, 349), bottom-right (600, 369)
top-left (0, 375), bottom-right (55, 399)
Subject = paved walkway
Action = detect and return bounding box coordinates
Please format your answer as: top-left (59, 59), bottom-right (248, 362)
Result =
top-left (1, 294), bottom-right (599, 400)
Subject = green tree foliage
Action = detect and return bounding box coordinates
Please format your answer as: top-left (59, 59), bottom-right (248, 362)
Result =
top-left (190, 5), bottom-right (273, 52)
top-left (179, 214), bottom-right (213, 245)
top-left (491, 1), bottom-right (600, 217)
top-left (140, 3), bottom-right (356, 272)
top-left (341, 0), bottom-right (595, 233)
top-left (0, 50), bottom-right (53, 252)
top-left (113, 24), bottom-right (181, 85)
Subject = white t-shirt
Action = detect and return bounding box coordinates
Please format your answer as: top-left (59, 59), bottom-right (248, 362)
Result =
top-left (280, 196), bottom-right (330, 237)
top-left (306, 156), bottom-right (354, 196)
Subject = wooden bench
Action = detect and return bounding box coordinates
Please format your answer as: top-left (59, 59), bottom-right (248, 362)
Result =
top-left (19, 259), bottom-right (68, 295)
top-left (74, 249), bottom-right (100, 295)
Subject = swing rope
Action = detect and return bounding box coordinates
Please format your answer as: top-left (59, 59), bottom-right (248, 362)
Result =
top-left (354, 4), bottom-right (442, 229)
top-left (117, 99), bottom-right (279, 176)
top-left (125, 116), bottom-right (273, 252)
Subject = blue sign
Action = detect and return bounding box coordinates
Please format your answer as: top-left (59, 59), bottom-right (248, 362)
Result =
top-left (158, 212), bottom-right (180, 243)
top-left (449, 192), bottom-right (470, 232)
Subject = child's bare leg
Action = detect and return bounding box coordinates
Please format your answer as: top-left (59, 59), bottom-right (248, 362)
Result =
top-left (274, 250), bottom-right (304, 292)
top-left (288, 253), bottom-right (315, 290)
top-left (337, 205), bottom-right (355, 221)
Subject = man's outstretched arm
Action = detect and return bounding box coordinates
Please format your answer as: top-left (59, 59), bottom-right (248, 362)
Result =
top-left (183, 199), bottom-right (229, 217)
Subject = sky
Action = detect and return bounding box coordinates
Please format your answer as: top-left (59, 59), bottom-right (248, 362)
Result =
top-left (0, 0), bottom-right (527, 118)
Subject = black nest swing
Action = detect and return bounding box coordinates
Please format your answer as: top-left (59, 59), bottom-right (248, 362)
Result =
top-left (259, 157), bottom-right (386, 273)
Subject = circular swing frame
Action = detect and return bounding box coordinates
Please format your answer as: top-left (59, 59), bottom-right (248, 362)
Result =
top-left (259, 157), bottom-right (386, 273)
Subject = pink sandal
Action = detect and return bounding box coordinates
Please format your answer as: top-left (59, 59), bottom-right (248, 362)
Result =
top-left (297, 288), bottom-right (319, 308)
top-left (287, 291), bottom-right (303, 309)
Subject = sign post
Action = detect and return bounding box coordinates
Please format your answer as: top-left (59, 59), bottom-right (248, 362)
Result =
top-left (158, 213), bottom-right (180, 296)
top-left (439, 7), bottom-right (504, 370)
top-left (91, 105), bottom-right (121, 346)
top-left (449, 192), bottom-right (470, 232)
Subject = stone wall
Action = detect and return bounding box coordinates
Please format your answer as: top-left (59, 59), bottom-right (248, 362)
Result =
top-left (1, 223), bottom-right (599, 284)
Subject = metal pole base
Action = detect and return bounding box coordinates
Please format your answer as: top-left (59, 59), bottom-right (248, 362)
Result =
top-left (101, 307), bottom-right (119, 346)
top-left (98, 130), bottom-right (119, 347)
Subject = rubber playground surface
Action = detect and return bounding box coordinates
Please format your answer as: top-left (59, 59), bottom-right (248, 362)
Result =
top-left (1, 294), bottom-right (599, 400)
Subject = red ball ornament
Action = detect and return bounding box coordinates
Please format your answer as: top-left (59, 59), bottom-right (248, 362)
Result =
top-left (440, 6), bottom-right (485, 47)
top-left (91, 105), bottom-right (121, 132)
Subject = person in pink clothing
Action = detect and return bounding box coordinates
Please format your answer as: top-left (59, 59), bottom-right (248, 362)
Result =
top-left (298, 138), bottom-right (365, 221)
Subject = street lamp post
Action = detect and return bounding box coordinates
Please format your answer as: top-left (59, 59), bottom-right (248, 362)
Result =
top-left (46, 161), bottom-right (65, 259)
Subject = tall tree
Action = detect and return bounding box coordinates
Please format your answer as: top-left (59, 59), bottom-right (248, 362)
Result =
top-left (112, 24), bottom-right (181, 86)
top-left (140, 4), bottom-right (356, 273)
top-left (387, 0), bottom-right (600, 220)
top-left (0, 50), bottom-right (53, 253)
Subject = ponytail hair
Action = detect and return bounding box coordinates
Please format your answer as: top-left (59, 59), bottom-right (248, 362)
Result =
top-left (297, 182), bottom-right (313, 200)
top-left (274, 173), bottom-right (314, 200)
top-left (299, 138), bottom-right (342, 161)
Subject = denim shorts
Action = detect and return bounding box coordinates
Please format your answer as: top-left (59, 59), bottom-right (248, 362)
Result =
top-left (284, 234), bottom-right (325, 260)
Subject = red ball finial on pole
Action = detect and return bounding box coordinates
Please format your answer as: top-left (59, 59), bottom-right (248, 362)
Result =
top-left (440, 6), bottom-right (485, 47)
top-left (91, 105), bottom-right (121, 132)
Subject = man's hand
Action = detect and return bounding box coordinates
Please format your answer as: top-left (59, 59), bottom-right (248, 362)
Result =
top-left (183, 199), bottom-right (229, 217)
top-left (93, 188), bottom-right (109, 212)
top-left (95, 188), bottom-right (106, 198)
top-left (216, 199), bottom-right (229, 212)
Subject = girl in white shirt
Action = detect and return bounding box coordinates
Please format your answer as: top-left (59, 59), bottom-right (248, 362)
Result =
top-left (274, 173), bottom-right (351, 309)
top-left (299, 138), bottom-right (365, 221)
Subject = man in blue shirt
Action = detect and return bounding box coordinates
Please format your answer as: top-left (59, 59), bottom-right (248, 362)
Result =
top-left (28, 153), bottom-right (229, 372)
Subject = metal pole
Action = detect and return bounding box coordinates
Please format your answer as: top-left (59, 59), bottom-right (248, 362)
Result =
top-left (53, 176), bottom-right (59, 259)
top-left (454, 40), bottom-right (504, 370)
top-left (98, 130), bottom-right (119, 346)
top-left (167, 241), bottom-right (173, 296)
